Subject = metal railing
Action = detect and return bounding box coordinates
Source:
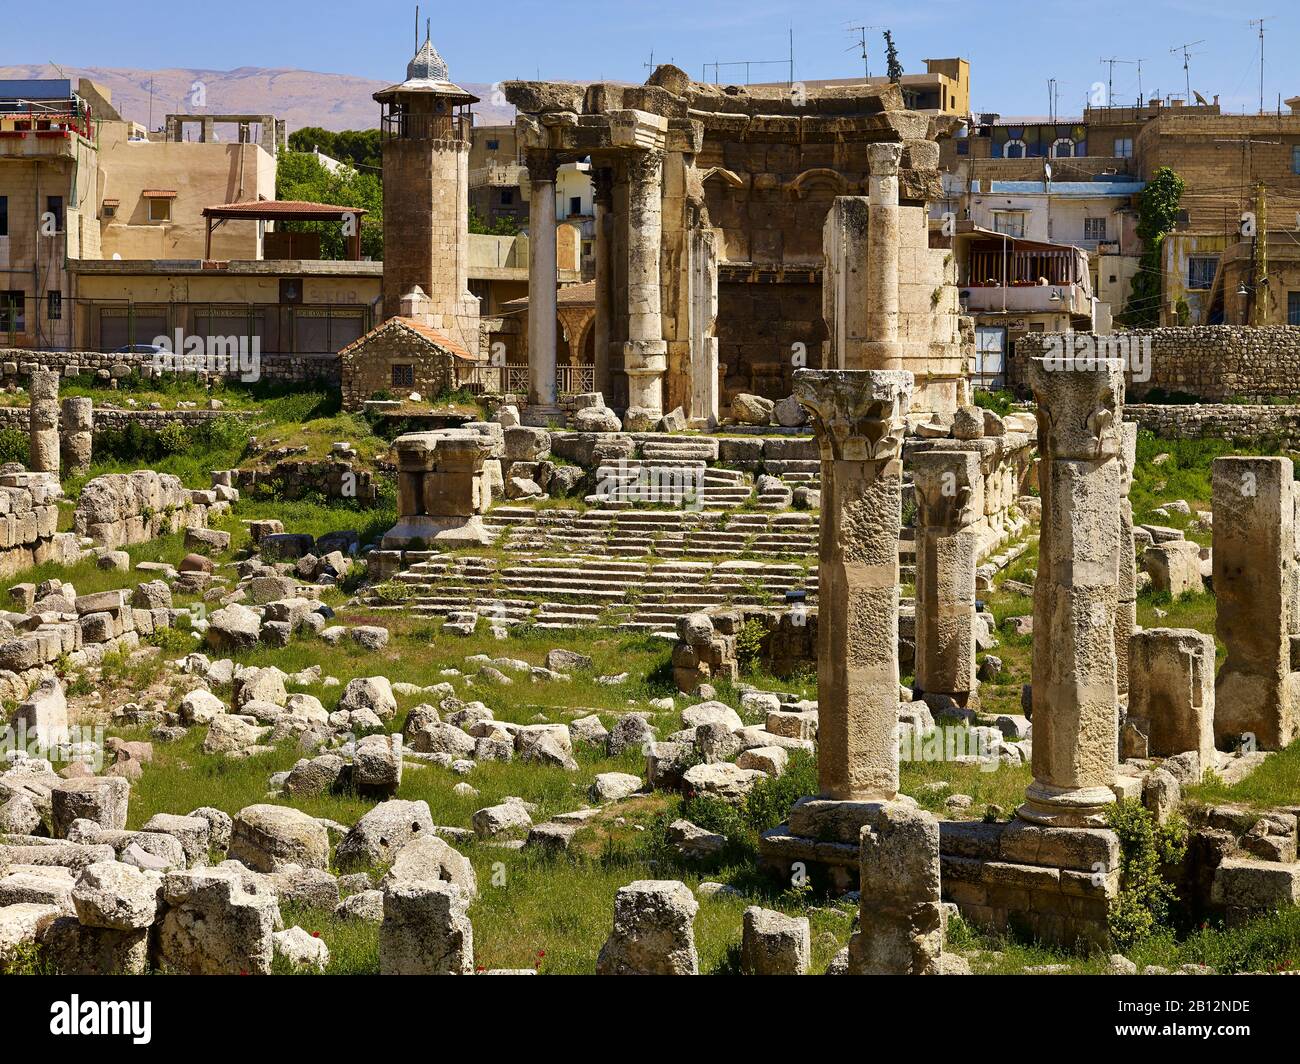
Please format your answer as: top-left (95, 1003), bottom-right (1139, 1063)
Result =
top-left (457, 363), bottom-right (594, 396)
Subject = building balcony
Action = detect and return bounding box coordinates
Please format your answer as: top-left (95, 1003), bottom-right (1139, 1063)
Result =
top-left (960, 282), bottom-right (1092, 316)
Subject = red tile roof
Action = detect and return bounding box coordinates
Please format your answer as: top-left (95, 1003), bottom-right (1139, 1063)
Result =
top-left (338, 316), bottom-right (478, 362)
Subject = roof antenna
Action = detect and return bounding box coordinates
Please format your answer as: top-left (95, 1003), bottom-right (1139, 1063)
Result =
top-left (415, 6), bottom-right (419, 52)
top-left (426, 17), bottom-right (431, 44)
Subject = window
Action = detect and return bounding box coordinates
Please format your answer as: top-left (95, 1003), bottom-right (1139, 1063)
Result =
top-left (992, 211), bottom-right (1026, 238)
top-left (46, 196), bottom-right (64, 233)
top-left (500, 189), bottom-right (514, 206)
top-left (0, 291), bottom-right (25, 333)
top-left (148, 197), bottom-right (172, 222)
top-left (1114, 137), bottom-right (1133, 159)
top-left (1187, 256), bottom-right (1219, 290)
top-left (391, 364), bottom-right (415, 388)
top-left (1289, 292), bottom-right (1300, 326)
top-left (1050, 138), bottom-right (1076, 158)
top-left (1293, 146), bottom-right (1300, 175)
top-left (1084, 217), bottom-right (1107, 242)
top-left (486, 139), bottom-right (499, 151)
top-left (47, 292), bottom-right (61, 321)
top-left (1003, 138), bottom-right (1026, 159)
top-left (569, 196), bottom-right (582, 216)
top-left (0, 196), bottom-right (7, 237)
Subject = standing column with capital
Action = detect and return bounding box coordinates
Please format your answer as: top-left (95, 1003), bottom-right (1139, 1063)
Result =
top-left (525, 151), bottom-right (560, 425)
top-left (1019, 356), bottom-right (1125, 828)
top-left (911, 448), bottom-right (982, 707)
top-left (1115, 422), bottom-right (1139, 700)
top-left (795, 368), bottom-right (913, 801)
top-left (591, 166), bottom-right (614, 401)
top-left (623, 148), bottom-right (667, 429)
top-left (863, 143), bottom-right (903, 371)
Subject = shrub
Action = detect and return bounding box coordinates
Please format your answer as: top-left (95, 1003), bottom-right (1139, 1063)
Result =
top-left (0, 428), bottom-right (28, 466)
top-left (1106, 799), bottom-right (1188, 950)
top-left (735, 618), bottom-right (766, 673)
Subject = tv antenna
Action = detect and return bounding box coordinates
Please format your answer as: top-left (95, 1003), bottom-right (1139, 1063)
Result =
top-left (1099, 57), bottom-right (1140, 107)
top-left (1169, 40), bottom-right (1205, 103)
top-left (1047, 78), bottom-right (1062, 122)
top-left (845, 24), bottom-right (880, 80)
top-left (1249, 17), bottom-right (1271, 114)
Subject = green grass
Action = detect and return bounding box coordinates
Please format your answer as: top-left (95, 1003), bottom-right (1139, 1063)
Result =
top-left (1187, 739), bottom-right (1300, 809)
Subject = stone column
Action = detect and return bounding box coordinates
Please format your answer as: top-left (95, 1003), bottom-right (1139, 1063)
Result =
top-left (1115, 423), bottom-right (1138, 699)
top-left (1019, 356), bottom-right (1124, 828)
top-left (688, 225), bottom-right (719, 428)
top-left (60, 396), bottom-right (93, 474)
top-left (622, 149), bottom-right (667, 429)
top-left (28, 368), bottom-right (60, 474)
top-left (795, 368), bottom-right (912, 801)
top-left (822, 196), bottom-right (870, 371)
top-left (863, 143), bottom-right (903, 371)
top-left (911, 448), bottom-right (982, 706)
top-left (525, 152), bottom-right (560, 425)
top-left (1213, 455), bottom-right (1298, 751)
top-left (592, 166), bottom-right (614, 400)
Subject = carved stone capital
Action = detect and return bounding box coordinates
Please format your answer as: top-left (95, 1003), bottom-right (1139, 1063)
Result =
top-left (911, 448), bottom-right (982, 530)
top-left (866, 142), bottom-right (903, 178)
top-left (526, 150), bottom-right (559, 185)
top-left (592, 166), bottom-right (614, 206)
top-left (794, 369), bottom-right (912, 463)
top-left (1027, 356), bottom-right (1124, 462)
top-left (625, 147), bottom-right (664, 188)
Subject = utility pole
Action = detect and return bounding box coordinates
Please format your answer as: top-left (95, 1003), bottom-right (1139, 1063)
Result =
top-left (1251, 180), bottom-right (1268, 326)
top-left (1249, 18), bottom-right (1271, 114)
top-left (1169, 40), bottom-right (1205, 102)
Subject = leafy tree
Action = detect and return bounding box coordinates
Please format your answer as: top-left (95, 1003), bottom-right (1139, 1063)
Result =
top-left (883, 30), bottom-right (904, 83)
top-left (276, 152), bottom-right (384, 259)
top-left (468, 205), bottom-right (521, 237)
top-left (1122, 166), bottom-right (1185, 327)
top-left (287, 127), bottom-right (383, 172)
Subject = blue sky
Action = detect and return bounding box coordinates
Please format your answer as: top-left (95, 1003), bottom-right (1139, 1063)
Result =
top-left (4, 0), bottom-right (1297, 115)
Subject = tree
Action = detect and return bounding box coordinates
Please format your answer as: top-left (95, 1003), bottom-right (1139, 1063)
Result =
top-left (275, 152), bottom-right (384, 259)
top-left (286, 127), bottom-right (383, 172)
top-left (883, 30), bottom-right (903, 83)
top-left (1122, 166), bottom-right (1185, 327)
top-left (468, 206), bottom-right (521, 237)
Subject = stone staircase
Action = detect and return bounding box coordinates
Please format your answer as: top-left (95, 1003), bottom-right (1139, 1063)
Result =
top-left (388, 553), bottom-right (817, 635)
top-left (480, 506), bottom-right (819, 559)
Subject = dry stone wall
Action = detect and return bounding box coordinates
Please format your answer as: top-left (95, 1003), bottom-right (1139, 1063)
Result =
top-left (0, 349), bottom-right (339, 387)
top-left (1014, 327), bottom-right (1300, 403)
top-left (73, 470), bottom-right (229, 549)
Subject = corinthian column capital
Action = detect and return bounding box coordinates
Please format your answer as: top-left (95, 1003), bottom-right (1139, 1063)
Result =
top-left (794, 369), bottom-right (912, 463)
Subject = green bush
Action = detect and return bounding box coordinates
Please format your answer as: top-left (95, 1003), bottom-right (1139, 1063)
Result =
top-left (0, 428), bottom-right (28, 466)
top-left (1106, 799), bottom-right (1188, 950)
top-left (734, 619), bottom-right (767, 673)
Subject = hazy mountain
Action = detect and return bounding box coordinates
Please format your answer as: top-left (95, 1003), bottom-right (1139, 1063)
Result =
top-left (0, 63), bottom-right (516, 133)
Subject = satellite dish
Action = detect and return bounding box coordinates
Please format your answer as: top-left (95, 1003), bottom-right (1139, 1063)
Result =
top-left (1193, 90), bottom-right (1209, 106)
top-left (1044, 163), bottom-right (1053, 185)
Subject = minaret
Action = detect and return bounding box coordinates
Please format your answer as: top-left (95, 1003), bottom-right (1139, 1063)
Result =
top-left (374, 34), bottom-right (481, 354)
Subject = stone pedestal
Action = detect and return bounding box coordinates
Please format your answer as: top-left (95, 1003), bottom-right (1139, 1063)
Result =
top-left (1212, 455), bottom-right (1299, 750)
top-left (847, 801), bottom-right (963, 974)
top-left (524, 152), bottom-right (561, 426)
top-left (382, 431), bottom-right (496, 550)
top-left (61, 397), bottom-right (93, 474)
top-left (912, 448), bottom-right (982, 705)
top-left (1019, 356), bottom-right (1124, 828)
top-left (623, 149), bottom-right (667, 425)
top-left (1128, 627), bottom-right (1216, 768)
top-left (29, 368), bottom-right (60, 474)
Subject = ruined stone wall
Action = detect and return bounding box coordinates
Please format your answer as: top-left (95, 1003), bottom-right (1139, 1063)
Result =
top-left (0, 407), bottom-right (250, 434)
top-left (1014, 327), bottom-right (1300, 402)
top-left (717, 275), bottom-right (825, 399)
top-left (72, 470), bottom-right (219, 549)
top-left (1125, 402), bottom-right (1300, 449)
top-left (0, 473), bottom-right (76, 578)
top-left (0, 349), bottom-right (340, 387)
